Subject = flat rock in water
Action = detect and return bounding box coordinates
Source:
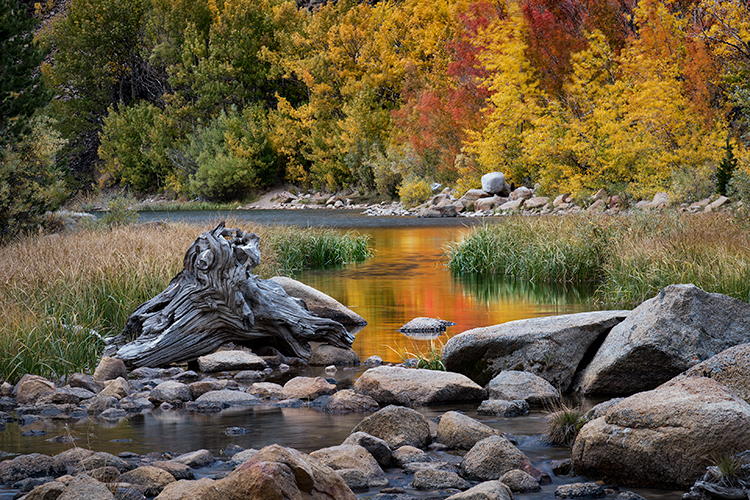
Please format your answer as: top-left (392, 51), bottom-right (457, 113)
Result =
top-left (270, 276), bottom-right (367, 326)
top-left (577, 285), bottom-right (750, 396)
top-left (194, 390), bottom-right (260, 406)
top-left (354, 366), bottom-right (486, 406)
top-left (398, 317), bottom-right (456, 334)
top-left (197, 351), bottom-right (268, 373)
top-left (572, 377), bottom-right (750, 489)
top-left (443, 310), bottom-right (628, 388)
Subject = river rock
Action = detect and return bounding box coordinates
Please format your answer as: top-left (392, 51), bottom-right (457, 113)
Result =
top-left (149, 381), bottom-right (192, 404)
top-left (247, 382), bottom-right (284, 399)
top-left (153, 478), bottom-right (220, 500)
top-left (188, 379), bottom-right (223, 399)
top-left (69, 373), bottom-right (104, 394)
top-left (24, 481), bottom-right (67, 500)
top-left (417, 205), bottom-right (458, 218)
top-left (481, 173), bottom-right (509, 196)
top-left (15, 375), bottom-right (56, 405)
top-left (99, 377), bottom-right (132, 399)
top-left (523, 197), bottom-right (549, 210)
top-left (120, 466), bottom-right (176, 497)
top-left (37, 390), bottom-right (82, 405)
top-left (150, 461), bottom-right (194, 481)
top-left (398, 317), bottom-right (456, 333)
top-left (281, 376), bottom-right (336, 400)
top-left (86, 394), bottom-right (120, 415)
top-left (93, 357), bottom-right (128, 382)
top-left (227, 449), bottom-right (260, 468)
top-left (342, 432), bottom-right (392, 468)
top-left (461, 189), bottom-right (491, 203)
top-left (310, 444), bottom-right (388, 489)
top-left (58, 474), bottom-right (114, 500)
top-left (477, 399), bottom-right (529, 417)
top-left (353, 366), bottom-right (486, 406)
top-left (197, 351), bottom-right (268, 373)
top-left (460, 436), bottom-right (541, 482)
top-left (212, 444), bottom-right (356, 500)
top-left (500, 469), bottom-right (540, 492)
top-left (194, 389), bottom-right (259, 406)
top-left (351, 405), bottom-right (431, 449)
top-left (309, 344), bottom-right (360, 366)
top-left (498, 199), bottom-right (524, 211)
top-left (52, 448), bottom-right (95, 471)
top-left (555, 482), bottom-right (605, 498)
top-left (0, 453), bottom-right (64, 484)
top-left (75, 452), bottom-right (132, 474)
top-left (413, 469), bottom-right (470, 490)
top-left (269, 276), bottom-right (367, 326)
top-left (488, 371), bottom-right (560, 406)
top-left (392, 445), bottom-right (433, 467)
top-left (446, 480), bottom-right (513, 500)
top-left (475, 196), bottom-right (503, 212)
top-left (436, 411), bottom-right (503, 450)
top-left (674, 343), bottom-right (750, 402)
top-left (571, 377), bottom-right (750, 488)
top-left (443, 310), bottom-right (628, 387)
top-left (323, 389), bottom-right (379, 412)
top-left (577, 285), bottom-right (750, 396)
top-left (173, 450), bottom-right (214, 469)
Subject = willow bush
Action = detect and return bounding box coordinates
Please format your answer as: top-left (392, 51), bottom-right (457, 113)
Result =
top-left (0, 222), bottom-right (372, 382)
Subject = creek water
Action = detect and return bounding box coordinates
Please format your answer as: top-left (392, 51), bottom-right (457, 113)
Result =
top-left (0, 210), bottom-right (683, 499)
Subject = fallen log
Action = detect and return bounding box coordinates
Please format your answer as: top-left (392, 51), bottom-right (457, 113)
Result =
top-left (103, 223), bottom-right (354, 368)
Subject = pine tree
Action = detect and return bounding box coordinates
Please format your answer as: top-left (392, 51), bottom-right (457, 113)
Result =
top-left (717, 135), bottom-right (737, 197)
top-left (0, 0), bottom-right (50, 144)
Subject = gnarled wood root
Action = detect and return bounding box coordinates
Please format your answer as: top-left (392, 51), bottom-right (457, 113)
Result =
top-left (103, 223), bottom-right (354, 368)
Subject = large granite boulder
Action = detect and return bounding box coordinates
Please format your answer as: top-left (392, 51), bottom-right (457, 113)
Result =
top-left (270, 276), bottom-right (367, 326)
top-left (443, 310), bottom-right (628, 387)
top-left (481, 172), bottom-right (509, 196)
top-left (212, 444), bottom-right (356, 500)
top-left (571, 377), bottom-right (750, 489)
top-left (353, 366), bottom-right (486, 406)
top-left (351, 405), bottom-right (431, 449)
top-left (577, 285), bottom-right (750, 396)
top-left (58, 474), bottom-right (114, 500)
top-left (0, 453), bottom-right (64, 484)
top-left (436, 411), bottom-right (503, 450)
top-left (149, 381), bottom-right (193, 404)
top-left (674, 343), bottom-right (750, 402)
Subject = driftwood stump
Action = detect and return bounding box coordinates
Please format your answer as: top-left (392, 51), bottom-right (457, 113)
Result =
top-left (103, 223), bottom-right (354, 368)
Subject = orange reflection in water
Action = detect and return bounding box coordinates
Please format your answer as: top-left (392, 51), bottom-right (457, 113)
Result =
top-left (298, 226), bottom-right (597, 363)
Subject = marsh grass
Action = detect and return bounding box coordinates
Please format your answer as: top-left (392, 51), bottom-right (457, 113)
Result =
top-left (544, 403), bottom-right (586, 447)
top-left (388, 339), bottom-right (446, 370)
top-left (447, 212), bottom-right (750, 306)
top-left (0, 222), bottom-right (372, 382)
top-left (711, 453), bottom-right (743, 487)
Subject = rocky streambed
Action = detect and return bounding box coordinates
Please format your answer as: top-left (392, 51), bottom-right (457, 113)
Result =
top-left (4, 283), bottom-right (750, 500)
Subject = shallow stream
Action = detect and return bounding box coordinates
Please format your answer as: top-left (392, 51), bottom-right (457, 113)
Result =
top-left (0, 210), bottom-right (684, 499)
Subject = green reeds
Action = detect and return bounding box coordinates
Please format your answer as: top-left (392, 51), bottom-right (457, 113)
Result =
top-left (447, 212), bottom-right (750, 307)
top-left (0, 222), bottom-right (372, 383)
top-left (388, 339), bottom-right (446, 371)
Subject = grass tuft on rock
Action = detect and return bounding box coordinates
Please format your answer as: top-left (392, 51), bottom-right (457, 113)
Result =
top-left (544, 404), bottom-right (586, 447)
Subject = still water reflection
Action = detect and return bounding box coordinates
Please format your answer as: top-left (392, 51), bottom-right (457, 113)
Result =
top-left (0, 210), bottom-right (681, 500)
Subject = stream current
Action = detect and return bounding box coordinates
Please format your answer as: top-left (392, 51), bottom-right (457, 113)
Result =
top-left (0, 210), bottom-right (683, 499)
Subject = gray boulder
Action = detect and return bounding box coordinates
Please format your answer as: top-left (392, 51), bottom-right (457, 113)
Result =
top-left (398, 317), bottom-right (456, 333)
top-left (69, 373), bottom-right (104, 394)
top-left (343, 432), bottom-right (392, 468)
top-left (477, 399), bottom-right (529, 417)
top-left (173, 450), bottom-right (215, 469)
top-left (353, 366), bottom-right (486, 406)
top-left (149, 461), bottom-right (194, 480)
top-left (436, 411), bottom-right (503, 450)
top-left (392, 446), bottom-right (432, 467)
top-left (75, 452), bottom-right (132, 474)
top-left (572, 377), bottom-right (750, 489)
top-left (675, 343), bottom-right (750, 402)
top-left (152, 478), bottom-right (219, 500)
top-left (417, 205), bottom-right (458, 218)
top-left (197, 350), bottom-right (267, 373)
top-left (474, 196), bottom-right (504, 212)
top-left (555, 482), bottom-right (605, 498)
top-left (269, 276), bottom-right (367, 326)
top-left (446, 480), bottom-right (513, 500)
top-left (120, 466), bottom-right (176, 497)
top-left (323, 389), bottom-right (379, 413)
top-left (24, 482), bottom-right (67, 500)
top-left (523, 196), bottom-right (549, 210)
top-left (194, 389), bottom-right (260, 406)
top-left (0, 454), bottom-right (64, 484)
top-left (461, 189), bottom-right (491, 203)
top-left (149, 381), bottom-right (192, 404)
top-left (413, 469), bottom-right (470, 490)
top-left (460, 436), bottom-right (543, 482)
top-left (510, 187), bottom-right (533, 201)
top-left (577, 285), bottom-right (750, 395)
top-left (309, 444), bottom-right (388, 490)
top-left (488, 371), bottom-right (560, 407)
top-left (281, 376), bottom-right (336, 400)
top-left (15, 375), bottom-right (55, 405)
top-left (58, 474), bottom-right (114, 500)
top-left (351, 405), bottom-right (431, 449)
top-left (247, 382), bottom-right (284, 399)
top-left (93, 356), bottom-right (127, 382)
top-left (500, 469), bottom-right (540, 492)
top-left (481, 173), bottom-right (509, 196)
top-left (309, 344), bottom-right (360, 366)
top-left (443, 310), bottom-right (628, 387)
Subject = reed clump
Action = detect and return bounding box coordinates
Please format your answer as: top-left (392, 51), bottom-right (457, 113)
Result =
top-left (0, 222), bottom-right (371, 382)
top-left (447, 212), bottom-right (750, 306)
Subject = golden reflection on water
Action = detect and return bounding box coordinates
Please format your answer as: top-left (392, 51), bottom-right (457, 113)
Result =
top-left (298, 225), bottom-right (598, 363)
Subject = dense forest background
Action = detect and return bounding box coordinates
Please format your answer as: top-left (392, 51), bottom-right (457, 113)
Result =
top-left (2, 0), bottom-right (750, 238)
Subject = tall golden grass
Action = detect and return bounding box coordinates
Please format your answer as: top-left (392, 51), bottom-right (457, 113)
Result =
top-left (0, 222), bottom-right (371, 383)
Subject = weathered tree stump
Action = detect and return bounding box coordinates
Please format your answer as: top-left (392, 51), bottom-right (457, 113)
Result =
top-left (103, 223), bottom-right (354, 368)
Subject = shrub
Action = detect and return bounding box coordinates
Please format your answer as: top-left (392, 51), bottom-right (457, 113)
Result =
top-left (397, 176), bottom-right (433, 207)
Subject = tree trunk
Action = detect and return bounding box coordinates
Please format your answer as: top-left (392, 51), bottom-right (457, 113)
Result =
top-left (103, 223), bottom-right (354, 368)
